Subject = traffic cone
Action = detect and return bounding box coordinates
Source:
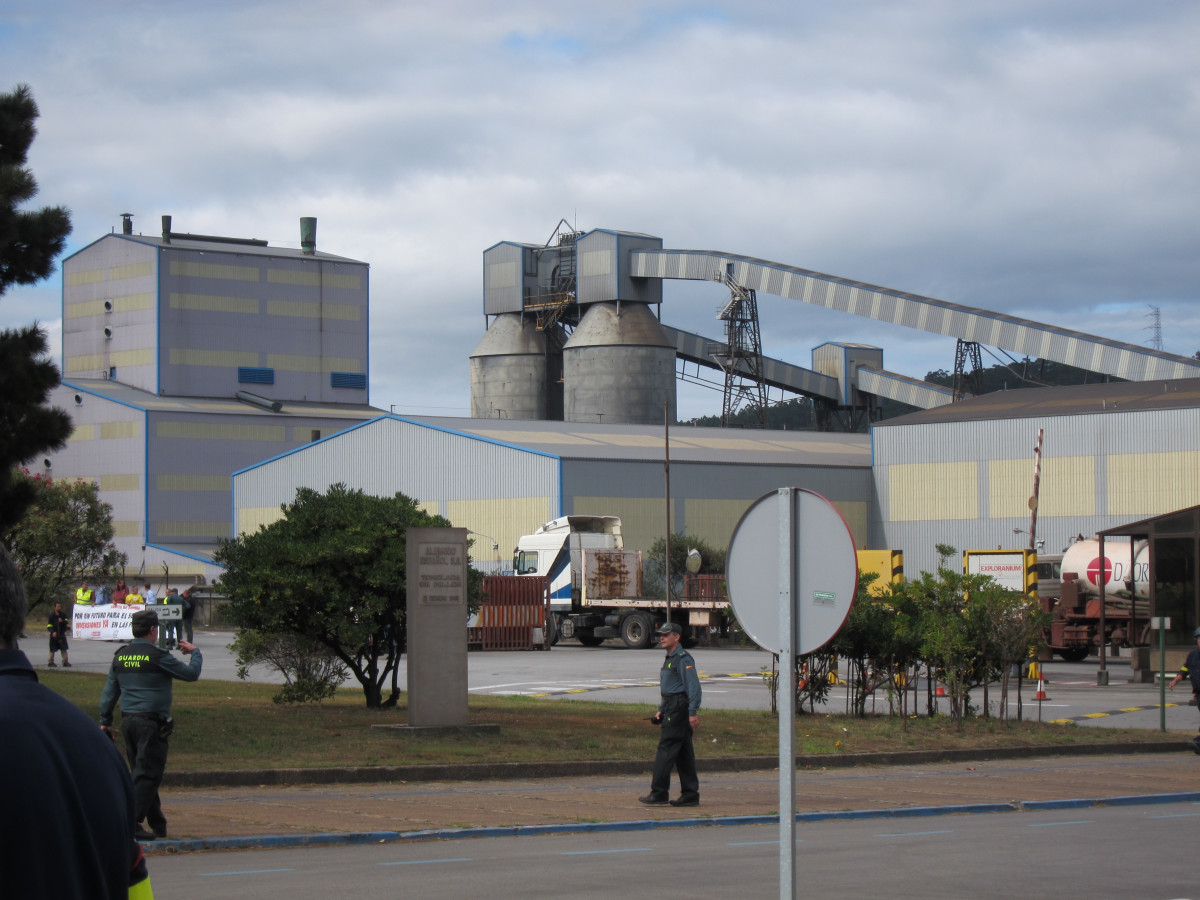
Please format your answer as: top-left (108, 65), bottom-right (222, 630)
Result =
top-left (1034, 678), bottom-right (1050, 701)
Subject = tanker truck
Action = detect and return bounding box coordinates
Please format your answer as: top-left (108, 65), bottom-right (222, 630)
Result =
top-left (511, 515), bottom-right (728, 648)
top-left (1038, 538), bottom-right (1150, 661)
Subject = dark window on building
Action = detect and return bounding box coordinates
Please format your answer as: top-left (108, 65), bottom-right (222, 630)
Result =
top-left (238, 367), bottom-right (275, 385)
top-left (330, 372), bottom-right (367, 389)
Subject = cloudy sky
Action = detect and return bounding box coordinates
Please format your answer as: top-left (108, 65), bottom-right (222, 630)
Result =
top-left (3, 1), bottom-right (1198, 419)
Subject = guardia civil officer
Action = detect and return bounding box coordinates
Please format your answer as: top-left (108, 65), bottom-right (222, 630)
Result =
top-left (639, 621), bottom-right (702, 807)
top-left (99, 608), bottom-right (203, 840)
top-left (1168, 626), bottom-right (1200, 754)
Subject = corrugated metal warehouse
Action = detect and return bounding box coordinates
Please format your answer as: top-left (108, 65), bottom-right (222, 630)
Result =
top-left (233, 416), bottom-right (874, 573)
top-left (872, 378), bottom-right (1200, 577)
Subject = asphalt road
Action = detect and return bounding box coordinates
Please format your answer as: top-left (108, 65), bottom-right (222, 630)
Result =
top-left (143, 800), bottom-right (1200, 900)
top-left (48, 630), bottom-right (1200, 731)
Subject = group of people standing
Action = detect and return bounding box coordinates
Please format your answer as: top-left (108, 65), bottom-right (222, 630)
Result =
top-left (64, 579), bottom-right (199, 649)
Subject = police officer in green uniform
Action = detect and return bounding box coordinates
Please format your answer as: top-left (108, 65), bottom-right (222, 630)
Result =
top-left (639, 621), bottom-right (702, 807)
top-left (99, 609), bottom-right (203, 840)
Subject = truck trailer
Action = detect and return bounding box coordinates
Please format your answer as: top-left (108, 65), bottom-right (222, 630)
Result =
top-left (512, 515), bottom-right (728, 648)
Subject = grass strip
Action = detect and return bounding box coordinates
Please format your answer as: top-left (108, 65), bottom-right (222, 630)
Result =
top-left (42, 671), bottom-right (1178, 772)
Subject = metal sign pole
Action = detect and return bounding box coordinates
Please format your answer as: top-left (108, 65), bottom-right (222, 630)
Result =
top-left (778, 488), bottom-right (796, 900)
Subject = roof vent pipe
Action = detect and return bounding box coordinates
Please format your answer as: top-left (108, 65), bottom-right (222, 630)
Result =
top-left (120, 213), bottom-right (133, 235)
top-left (162, 215), bottom-right (172, 243)
top-left (236, 390), bottom-right (283, 413)
top-left (300, 217), bottom-right (317, 255)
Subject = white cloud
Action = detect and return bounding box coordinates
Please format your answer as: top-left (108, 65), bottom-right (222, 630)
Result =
top-left (4, 0), bottom-right (1198, 421)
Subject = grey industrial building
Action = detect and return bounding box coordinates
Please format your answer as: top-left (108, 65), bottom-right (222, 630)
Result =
top-left (232, 416), bottom-right (875, 574)
top-left (43, 216), bottom-right (381, 585)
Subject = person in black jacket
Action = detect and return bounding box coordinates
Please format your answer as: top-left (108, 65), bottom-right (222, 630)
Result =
top-left (1168, 626), bottom-right (1200, 753)
top-left (46, 601), bottom-right (70, 667)
top-left (99, 609), bottom-right (203, 840)
top-left (0, 545), bottom-right (152, 898)
top-left (639, 621), bottom-right (703, 807)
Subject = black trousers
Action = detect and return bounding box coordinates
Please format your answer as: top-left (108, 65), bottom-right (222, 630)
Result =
top-left (120, 714), bottom-right (170, 835)
top-left (649, 696), bottom-right (698, 800)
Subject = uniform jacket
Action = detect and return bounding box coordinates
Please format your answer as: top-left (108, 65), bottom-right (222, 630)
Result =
top-left (658, 644), bottom-right (702, 715)
top-left (98, 638), bottom-right (203, 725)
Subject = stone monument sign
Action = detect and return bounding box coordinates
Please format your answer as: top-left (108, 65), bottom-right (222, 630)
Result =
top-left (405, 527), bottom-right (469, 727)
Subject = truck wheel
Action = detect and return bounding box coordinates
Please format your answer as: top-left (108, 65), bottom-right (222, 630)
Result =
top-left (546, 614), bottom-right (560, 647)
top-left (1057, 647), bottom-right (1089, 662)
top-left (620, 612), bottom-right (654, 649)
top-left (577, 630), bottom-right (604, 647)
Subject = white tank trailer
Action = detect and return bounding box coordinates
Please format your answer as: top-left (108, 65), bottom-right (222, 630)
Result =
top-left (1039, 538), bottom-right (1150, 661)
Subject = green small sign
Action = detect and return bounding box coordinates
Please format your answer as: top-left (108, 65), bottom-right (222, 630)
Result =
top-left (813, 591), bottom-right (836, 606)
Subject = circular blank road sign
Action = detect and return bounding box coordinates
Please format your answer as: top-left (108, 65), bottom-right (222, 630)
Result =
top-left (726, 488), bottom-right (858, 655)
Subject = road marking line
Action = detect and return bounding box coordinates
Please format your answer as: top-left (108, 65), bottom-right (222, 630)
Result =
top-left (199, 869), bottom-right (293, 876)
top-left (1029, 820), bottom-right (1093, 827)
top-left (379, 858), bottom-right (472, 866)
top-left (875, 830), bottom-right (953, 837)
top-left (562, 848), bottom-right (654, 855)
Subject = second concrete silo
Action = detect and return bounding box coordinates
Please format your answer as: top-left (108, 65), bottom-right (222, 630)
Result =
top-left (470, 314), bottom-right (551, 420)
top-left (563, 301), bottom-right (676, 424)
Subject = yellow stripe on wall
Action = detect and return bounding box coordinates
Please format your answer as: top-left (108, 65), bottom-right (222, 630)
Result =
top-left (170, 261), bottom-right (260, 281)
top-left (155, 521), bottom-right (231, 538)
top-left (830, 500), bottom-right (868, 548)
top-left (446, 497), bottom-right (552, 564)
top-left (888, 461), bottom-right (978, 521)
top-left (66, 354), bottom-right (105, 373)
top-left (66, 269), bottom-right (106, 286)
top-left (989, 456), bottom-right (1095, 518)
top-left (112, 521), bottom-right (142, 538)
top-left (157, 474), bottom-right (231, 491)
top-left (169, 292), bottom-right (259, 314)
top-left (70, 424), bottom-right (96, 441)
top-left (266, 354), bottom-right (363, 373)
top-left (109, 261), bottom-right (154, 280)
top-left (110, 349), bottom-right (154, 367)
top-left (266, 299), bottom-right (361, 321)
top-left (70, 293), bottom-right (158, 318)
top-left (570, 496), bottom-right (662, 553)
top-left (1109, 451), bottom-right (1200, 517)
top-left (238, 506), bottom-right (285, 535)
top-left (265, 268), bottom-right (362, 290)
top-left (682, 498), bottom-right (754, 550)
top-left (100, 421), bottom-right (141, 440)
top-left (169, 348), bottom-right (260, 367)
top-left (99, 474), bottom-right (140, 491)
top-left (157, 421), bottom-right (287, 441)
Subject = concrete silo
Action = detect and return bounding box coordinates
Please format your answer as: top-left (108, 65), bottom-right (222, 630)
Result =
top-left (563, 301), bottom-right (675, 425)
top-left (469, 314), bottom-right (554, 420)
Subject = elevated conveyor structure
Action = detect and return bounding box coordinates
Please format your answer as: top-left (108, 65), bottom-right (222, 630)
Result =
top-left (632, 250), bottom-right (1200, 383)
top-left (663, 326), bottom-right (955, 409)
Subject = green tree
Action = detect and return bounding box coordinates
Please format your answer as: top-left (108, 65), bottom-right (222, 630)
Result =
top-left (2, 469), bottom-right (127, 613)
top-left (0, 329), bottom-right (72, 531)
top-left (214, 484), bottom-right (485, 708)
top-left (643, 533), bottom-right (727, 601)
top-left (0, 84), bottom-right (73, 530)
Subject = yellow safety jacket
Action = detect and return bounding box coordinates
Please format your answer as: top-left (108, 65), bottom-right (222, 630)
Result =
top-left (75, 587), bottom-right (94, 605)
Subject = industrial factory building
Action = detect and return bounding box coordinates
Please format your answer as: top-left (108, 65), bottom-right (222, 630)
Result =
top-left (43, 216), bottom-right (381, 583)
top-left (36, 218), bottom-right (1200, 640)
top-left (873, 377), bottom-right (1200, 644)
top-left (232, 415), bottom-right (875, 574)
